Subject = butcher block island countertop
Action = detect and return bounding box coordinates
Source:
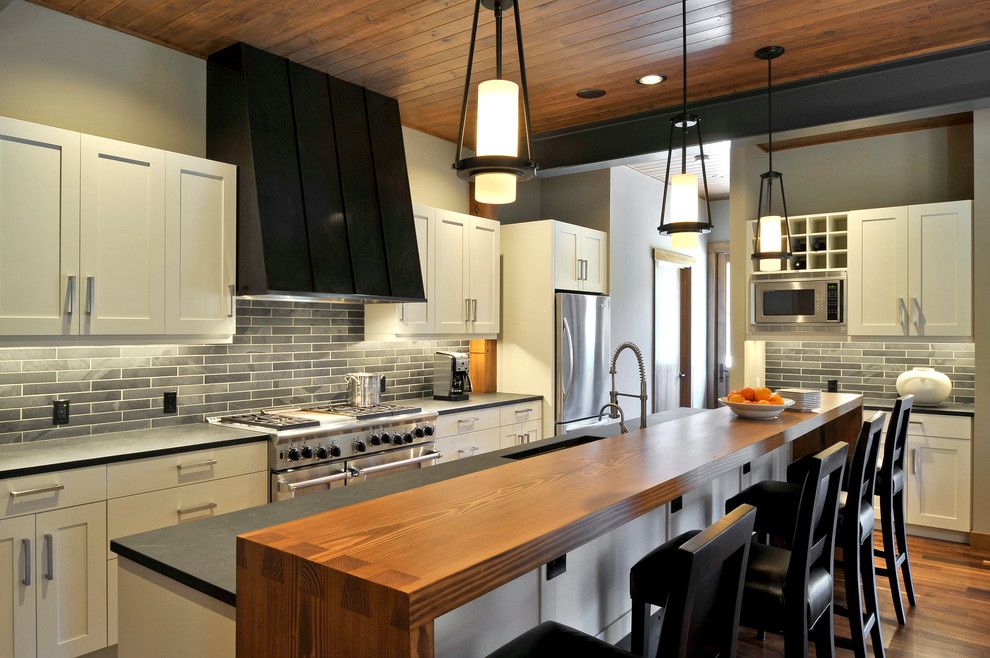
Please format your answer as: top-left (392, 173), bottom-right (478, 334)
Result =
top-left (236, 392), bottom-right (862, 658)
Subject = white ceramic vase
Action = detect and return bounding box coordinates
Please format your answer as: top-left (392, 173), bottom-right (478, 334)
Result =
top-left (895, 367), bottom-right (952, 406)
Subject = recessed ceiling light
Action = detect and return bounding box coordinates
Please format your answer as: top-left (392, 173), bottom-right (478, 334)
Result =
top-left (637, 74), bottom-right (666, 85)
top-left (577, 88), bottom-right (606, 99)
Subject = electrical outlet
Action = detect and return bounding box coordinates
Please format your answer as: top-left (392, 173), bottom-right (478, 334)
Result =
top-left (163, 391), bottom-right (178, 414)
top-left (742, 462), bottom-right (752, 475)
top-left (827, 379), bottom-right (839, 393)
top-left (52, 400), bottom-right (70, 425)
top-left (545, 554), bottom-right (567, 581)
top-left (671, 496), bottom-right (684, 513)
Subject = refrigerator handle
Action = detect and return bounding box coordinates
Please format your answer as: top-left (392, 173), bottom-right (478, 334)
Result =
top-left (561, 316), bottom-right (574, 402)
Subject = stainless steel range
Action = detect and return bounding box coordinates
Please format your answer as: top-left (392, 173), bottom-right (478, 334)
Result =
top-left (207, 402), bottom-right (441, 501)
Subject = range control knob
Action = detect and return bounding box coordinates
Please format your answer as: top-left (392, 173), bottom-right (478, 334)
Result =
top-left (424, 425), bottom-right (434, 436)
top-left (329, 444), bottom-right (342, 458)
top-left (287, 447), bottom-right (301, 461)
top-left (316, 446), bottom-right (329, 459)
top-left (403, 433), bottom-right (414, 444)
top-left (300, 445), bottom-right (313, 459)
top-left (354, 440), bottom-right (367, 453)
top-left (414, 427), bottom-right (425, 438)
top-left (369, 434), bottom-right (382, 446)
top-left (380, 433), bottom-right (392, 444)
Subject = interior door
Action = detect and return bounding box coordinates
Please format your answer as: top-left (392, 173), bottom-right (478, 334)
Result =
top-left (848, 206), bottom-right (909, 335)
top-left (35, 502), bottom-right (107, 658)
top-left (80, 135), bottom-right (165, 334)
top-left (0, 514), bottom-right (36, 658)
top-left (579, 229), bottom-right (607, 293)
top-left (654, 261), bottom-right (683, 412)
top-left (434, 210), bottom-right (469, 333)
top-left (164, 152), bottom-right (236, 335)
top-left (398, 205), bottom-right (434, 332)
top-left (908, 201), bottom-right (972, 336)
top-left (706, 246), bottom-right (731, 407)
top-left (468, 216), bottom-right (500, 334)
top-left (0, 117), bottom-right (80, 336)
top-left (553, 222), bottom-right (581, 291)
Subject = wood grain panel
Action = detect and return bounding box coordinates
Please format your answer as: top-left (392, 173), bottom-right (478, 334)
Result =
top-left (756, 111), bottom-right (973, 152)
top-left (27, 0), bottom-right (990, 142)
top-left (237, 393), bottom-right (862, 655)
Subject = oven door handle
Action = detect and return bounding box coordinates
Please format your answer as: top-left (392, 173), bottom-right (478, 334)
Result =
top-left (347, 451), bottom-right (444, 479)
top-left (279, 470), bottom-right (349, 493)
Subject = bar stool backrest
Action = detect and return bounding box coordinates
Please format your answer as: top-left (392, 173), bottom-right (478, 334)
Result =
top-left (657, 505), bottom-right (757, 658)
top-left (880, 395), bottom-right (914, 491)
top-left (849, 413), bottom-right (885, 530)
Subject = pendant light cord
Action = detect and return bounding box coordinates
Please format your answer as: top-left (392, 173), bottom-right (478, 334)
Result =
top-left (680, 0), bottom-right (687, 175)
top-left (767, 54), bottom-right (773, 173)
top-left (495, 1), bottom-right (503, 79)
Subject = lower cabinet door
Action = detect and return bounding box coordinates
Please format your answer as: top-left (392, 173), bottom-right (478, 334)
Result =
top-left (107, 558), bottom-right (117, 647)
top-left (500, 421), bottom-right (541, 449)
top-left (0, 514), bottom-right (37, 658)
top-left (906, 434), bottom-right (971, 531)
top-left (35, 501), bottom-right (108, 658)
top-left (453, 428), bottom-right (501, 460)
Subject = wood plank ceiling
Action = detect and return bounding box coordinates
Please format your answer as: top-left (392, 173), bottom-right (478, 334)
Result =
top-left (30, 0), bottom-right (990, 144)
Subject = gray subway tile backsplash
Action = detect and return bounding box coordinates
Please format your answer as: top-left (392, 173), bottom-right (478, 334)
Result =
top-left (0, 300), bottom-right (469, 444)
top-left (764, 340), bottom-right (974, 405)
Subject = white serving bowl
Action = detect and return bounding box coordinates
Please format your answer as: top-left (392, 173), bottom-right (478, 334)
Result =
top-left (719, 397), bottom-right (796, 419)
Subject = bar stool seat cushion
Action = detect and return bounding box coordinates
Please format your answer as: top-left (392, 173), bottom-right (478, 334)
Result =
top-left (726, 480), bottom-right (801, 538)
top-left (742, 543), bottom-right (834, 626)
top-left (485, 621), bottom-right (632, 658)
top-left (837, 491), bottom-right (875, 544)
top-left (875, 465), bottom-right (904, 495)
top-left (628, 529), bottom-right (701, 602)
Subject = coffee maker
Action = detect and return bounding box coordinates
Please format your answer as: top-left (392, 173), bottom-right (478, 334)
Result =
top-left (433, 351), bottom-right (472, 401)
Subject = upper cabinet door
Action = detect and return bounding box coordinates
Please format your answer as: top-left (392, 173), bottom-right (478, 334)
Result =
top-left (848, 206), bottom-right (909, 336)
top-left (0, 514), bottom-right (36, 658)
top-left (80, 136), bottom-right (165, 335)
top-left (468, 216), bottom-right (500, 334)
top-left (435, 210), bottom-right (470, 334)
top-left (908, 201), bottom-right (972, 337)
top-left (398, 205), bottom-right (435, 331)
top-left (553, 222), bottom-right (582, 292)
top-left (579, 228), bottom-right (608, 294)
top-left (164, 153), bottom-right (236, 336)
top-left (0, 117), bottom-right (80, 336)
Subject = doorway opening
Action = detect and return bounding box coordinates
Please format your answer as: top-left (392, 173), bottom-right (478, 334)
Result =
top-left (705, 242), bottom-right (731, 407)
top-left (653, 249), bottom-right (694, 413)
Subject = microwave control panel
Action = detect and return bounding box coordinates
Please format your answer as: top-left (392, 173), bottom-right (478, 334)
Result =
top-left (826, 282), bottom-right (842, 322)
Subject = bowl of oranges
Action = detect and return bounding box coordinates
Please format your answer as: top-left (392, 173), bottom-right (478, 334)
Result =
top-left (719, 387), bottom-right (795, 419)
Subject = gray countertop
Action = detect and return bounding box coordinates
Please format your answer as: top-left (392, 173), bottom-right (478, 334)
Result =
top-left (416, 392), bottom-right (542, 415)
top-left (110, 407), bottom-right (704, 606)
top-left (862, 398), bottom-right (974, 417)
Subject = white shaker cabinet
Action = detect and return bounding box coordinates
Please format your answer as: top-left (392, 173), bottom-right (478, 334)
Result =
top-left (552, 221), bottom-right (607, 294)
top-left (164, 152), bottom-right (237, 336)
top-left (80, 135), bottom-right (166, 335)
top-left (904, 414), bottom-right (972, 533)
top-left (0, 117), bottom-right (80, 336)
top-left (848, 201), bottom-right (971, 337)
top-left (466, 215), bottom-right (500, 334)
top-left (0, 514), bottom-right (36, 658)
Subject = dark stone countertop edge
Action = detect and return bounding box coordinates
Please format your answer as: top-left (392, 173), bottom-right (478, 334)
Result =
top-left (862, 399), bottom-right (974, 417)
top-left (428, 393), bottom-right (543, 415)
top-left (111, 544), bottom-right (238, 607)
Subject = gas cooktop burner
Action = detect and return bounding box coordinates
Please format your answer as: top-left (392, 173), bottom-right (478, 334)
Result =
top-left (222, 413), bottom-right (320, 431)
top-left (300, 402), bottom-right (423, 421)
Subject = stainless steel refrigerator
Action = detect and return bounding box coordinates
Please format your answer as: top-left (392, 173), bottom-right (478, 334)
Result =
top-left (555, 292), bottom-right (611, 433)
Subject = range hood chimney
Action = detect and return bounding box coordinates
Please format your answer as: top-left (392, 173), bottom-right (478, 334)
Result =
top-left (207, 43), bottom-right (425, 302)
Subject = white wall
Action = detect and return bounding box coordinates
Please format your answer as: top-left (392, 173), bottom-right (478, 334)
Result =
top-left (706, 198), bottom-right (731, 243)
top-left (498, 170), bottom-right (611, 231)
top-left (0, 0), bottom-right (206, 155)
top-left (609, 166), bottom-right (708, 419)
top-left (402, 126), bottom-right (469, 213)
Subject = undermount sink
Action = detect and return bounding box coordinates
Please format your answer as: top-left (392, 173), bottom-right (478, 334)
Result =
top-left (502, 434), bottom-right (608, 460)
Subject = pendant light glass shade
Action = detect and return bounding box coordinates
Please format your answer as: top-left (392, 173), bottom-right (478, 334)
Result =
top-left (668, 172), bottom-right (701, 249)
top-left (752, 46), bottom-right (791, 270)
top-left (453, 0), bottom-right (537, 205)
top-left (757, 214), bottom-right (783, 271)
top-left (475, 79), bottom-right (520, 203)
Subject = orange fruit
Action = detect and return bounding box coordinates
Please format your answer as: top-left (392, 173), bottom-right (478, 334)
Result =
top-left (755, 387), bottom-right (773, 402)
top-left (770, 395), bottom-right (784, 405)
top-left (739, 387), bottom-right (756, 401)
top-left (727, 390), bottom-right (739, 398)
top-left (756, 400), bottom-right (771, 405)
top-left (727, 393), bottom-right (746, 403)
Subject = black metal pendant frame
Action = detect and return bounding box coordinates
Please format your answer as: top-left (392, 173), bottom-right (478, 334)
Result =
top-left (452, 0), bottom-right (538, 184)
top-left (658, 0), bottom-right (713, 238)
top-left (752, 45), bottom-right (793, 264)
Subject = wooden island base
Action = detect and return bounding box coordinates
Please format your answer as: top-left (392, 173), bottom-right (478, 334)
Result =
top-left (236, 394), bottom-right (862, 658)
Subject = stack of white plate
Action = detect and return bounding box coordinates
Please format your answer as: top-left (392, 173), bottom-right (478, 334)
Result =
top-left (776, 388), bottom-right (821, 411)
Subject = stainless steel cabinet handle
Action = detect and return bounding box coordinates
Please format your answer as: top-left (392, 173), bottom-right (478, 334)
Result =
top-left (583, 260), bottom-right (589, 280)
top-left (472, 298), bottom-right (478, 322)
top-left (458, 417), bottom-right (481, 424)
top-left (176, 501), bottom-right (218, 515)
top-left (523, 433), bottom-right (531, 443)
top-left (43, 534), bottom-right (53, 581)
top-left (908, 420), bottom-right (924, 426)
top-left (176, 458), bottom-right (217, 471)
top-left (911, 297), bottom-right (921, 330)
top-left (228, 285), bottom-right (235, 318)
top-left (514, 408), bottom-right (534, 415)
top-left (66, 276), bottom-right (76, 315)
top-left (9, 483), bottom-right (64, 498)
top-left (348, 451), bottom-right (443, 478)
top-left (86, 276), bottom-right (95, 315)
top-left (465, 298), bottom-right (471, 322)
top-left (911, 448), bottom-right (917, 474)
top-left (458, 446), bottom-right (479, 456)
top-left (21, 539), bottom-right (31, 586)
top-left (399, 303), bottom-right (405, 322)
top-left (897, 297), bottom-right (907, 333)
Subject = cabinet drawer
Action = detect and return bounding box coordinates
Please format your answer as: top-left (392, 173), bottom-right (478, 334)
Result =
top-left (107, 441), bottom-right (267, 498)
top-left (437, 407), bottom-right (500, 437)
top-left (906, 413), bottom-right (971, 440)
top-left (500, 402), bottom-right (542, 426)
top-left (454, 428), bottom-right (502, 459)
top-left (1, 465), bottom-right (106, 520)
top-left (501, 421), bottom-right (541, 449)
top-left (107, 471), bottom-right (268, 558)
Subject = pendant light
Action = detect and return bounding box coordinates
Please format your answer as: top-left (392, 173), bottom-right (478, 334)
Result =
top-left (453, 0), bottom-right (538, 205)
top-left (658, 0), bottom-right (713, 250)
top-left (752, 45), bottom-right (792, 272)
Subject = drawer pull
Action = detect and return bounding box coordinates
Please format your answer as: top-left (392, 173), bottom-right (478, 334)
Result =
top-left (457, 417), bottom-right (481, 424)
top-left (514, 408), bottom-right (534, 415)
top-left (908, 420), bottom-right (924, 426)
top-left (176, 458), bottom-right (218, 471)
top-left (9, 483), bottom-right (65, 498)
top-left (177, 501), bottom-right (218, 515)
top-left (458, 446), bottom-right (480, 456)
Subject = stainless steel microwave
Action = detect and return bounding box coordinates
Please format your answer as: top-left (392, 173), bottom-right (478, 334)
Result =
top-left (752, 275), bottom-right (845, 325)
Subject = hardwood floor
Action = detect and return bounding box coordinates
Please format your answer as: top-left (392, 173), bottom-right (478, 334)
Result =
top-left (737, 535), bottom-right (990, 657)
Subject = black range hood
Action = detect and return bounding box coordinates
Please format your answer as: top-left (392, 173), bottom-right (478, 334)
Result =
top-left (206, 43), bottom-right (425, 302)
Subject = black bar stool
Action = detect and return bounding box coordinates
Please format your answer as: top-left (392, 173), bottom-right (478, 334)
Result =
top-left (485, 505), bottom-right (758, 658)
top-left (875, 395), bottom-right (917, 625)
top-left (725, 442), bottom-right (848, 658)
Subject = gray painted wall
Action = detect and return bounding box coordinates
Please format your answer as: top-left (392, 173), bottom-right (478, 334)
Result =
top-left (499, 169), bottom-right (610, 231)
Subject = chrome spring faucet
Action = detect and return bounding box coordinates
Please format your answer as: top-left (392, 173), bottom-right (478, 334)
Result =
top-left (609, 342), bottom-right (648, 430)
